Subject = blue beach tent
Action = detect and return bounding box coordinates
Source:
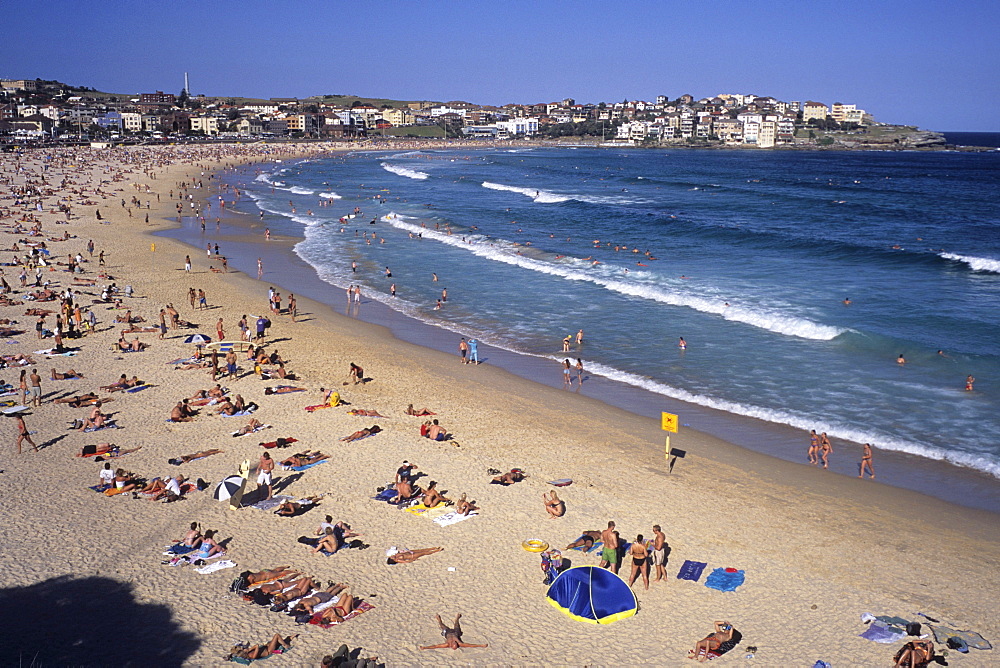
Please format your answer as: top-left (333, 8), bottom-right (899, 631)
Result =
top-left (545, 565), bottom-right (638, 624)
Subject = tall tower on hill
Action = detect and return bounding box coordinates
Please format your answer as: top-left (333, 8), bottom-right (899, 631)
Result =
top-left (184, 72), bottom-right (190, 96)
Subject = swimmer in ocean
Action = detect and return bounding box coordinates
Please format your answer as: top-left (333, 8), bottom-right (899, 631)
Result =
top-left (678, 337), bottom-right (687, 350)
top-left (897, 354), bottom-right (906, 365)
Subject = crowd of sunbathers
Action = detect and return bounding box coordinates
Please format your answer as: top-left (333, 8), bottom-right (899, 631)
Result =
top-left (378, 461), bottom-right (479, 516)
top-left (233, 566), bottom-right (367, 625)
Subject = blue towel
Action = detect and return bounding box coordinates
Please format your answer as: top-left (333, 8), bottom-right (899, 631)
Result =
top-left (89, 484), bottom-right (111, 493)
top-left (373, 488), bottom-right (398, 501)
top-left (859, 621), bottom-right (906, 644)
top-left (677, 560), bottom-right (707, 581)
top-left (290, 459), bottom-right (327, 472)
top-left (126, 384), bottom-right (150, 393)
top-left (704, 568), bottom-right (746, 592)
top-left (165, 544), bottom-right (196, 555)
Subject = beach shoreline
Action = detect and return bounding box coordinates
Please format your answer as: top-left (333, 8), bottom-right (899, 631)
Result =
top-left (3, 143), bottom-right (997, 667)
top-left (158, 156), bottom-right (1000, 514)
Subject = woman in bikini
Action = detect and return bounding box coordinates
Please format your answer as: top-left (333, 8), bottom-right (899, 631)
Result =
top-left (317, 586), bottom-right (362, 623)
top-left (386, 547), bottom-right (444, 565)
top-left (542, 490), bottom-right (565, 518)
top-left (281, 451), bottom-right (328, 467)
top-left (348, 408), bottom-right (385, 417)
top-left (405, 404), bottom-right (436, 416)
top-left (688, 621), bottom-right (735, 662)
top-left (893, 638), bottom-right (935, 668)
top-left (455, 493), bottom-right (479, 516)
top-left (340, 425), bottom-right (381, 442)
top-left (180, 522), bottom-right (202, 548)
top-left (291, 583), bottom-right (349, 615)
top-left (226, 634), bottom-right (297, 662)
top-left (627, 534), bottom-right (650, 590)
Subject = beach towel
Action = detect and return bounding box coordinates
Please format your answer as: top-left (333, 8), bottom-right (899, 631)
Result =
top-left (566, 537), bottom-right (603, 553)
top-left (433, 510), bottom-right (478, 527)
top-left (704, 568), bottom-right (745, 592)
top-left (125, 384), bottom-right (151, 393)
top-left (284, 459), bottom-right (327, 472)
top-left (677, 560), bottom-right (708, 582)
top-left (404, 502), bottom-right (452, 520)
top-left (89, 484), bottom-right (111, 493)
top-left (84, 421), bottom-right (120, 433)
top-left (260, 437), bottom-right (298, 449)
top-left (250, 495), bottom-right (292, 511)
top-left (164, 544), bottom-right (196, 555)
top-left (929, 625), bottom-right (992, 651)
top-left (308, 600), bottom-right (375, 628)
top-left (860, 621), bottom-right (907, 644)
top-left (373, 489), bottom-right (398, 502)
top-left (232, 424), bottom-right (271, 437)
top-left (220, 407), bottom-right (257, 418)
top-left (304, 403), bottom-right (334, 412)
top-left (196, 559), bottom-right (237, 575)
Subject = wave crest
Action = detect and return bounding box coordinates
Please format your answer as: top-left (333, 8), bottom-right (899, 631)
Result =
top-left (381, 163), bottom-right (429, 180)
top-left (940, 252), bottom-right (1000, 273)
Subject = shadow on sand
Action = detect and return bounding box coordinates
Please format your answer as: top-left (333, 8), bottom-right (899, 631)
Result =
top-left (4, 575), bottom-right (200, 667)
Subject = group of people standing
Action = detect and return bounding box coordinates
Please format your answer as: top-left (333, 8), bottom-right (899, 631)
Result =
top-left (458, 337), bottom-right (479, 365)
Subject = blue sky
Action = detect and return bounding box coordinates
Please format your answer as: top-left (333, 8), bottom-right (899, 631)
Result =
top-left (3, 0), bottom-right (997, 131)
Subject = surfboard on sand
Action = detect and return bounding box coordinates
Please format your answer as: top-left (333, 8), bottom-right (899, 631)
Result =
top-left (548, 479), bottom-right (573, 487)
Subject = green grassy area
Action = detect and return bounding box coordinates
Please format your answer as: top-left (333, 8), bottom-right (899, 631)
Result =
top-left (379, 125), bottom-right (446, 138)
top-left (303, 94), bottom-right (439, 109)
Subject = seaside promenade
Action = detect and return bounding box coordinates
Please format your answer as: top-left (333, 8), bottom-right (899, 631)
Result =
top-left (1, 142), bottom-right (996, 666)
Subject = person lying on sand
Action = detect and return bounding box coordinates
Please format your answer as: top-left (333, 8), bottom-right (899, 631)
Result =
top-left (688, 621), bottom-right (735, 662)
top-left (226, 633), bottom-right (298, 662)
top-left (275, 495), bottom-right (323, 517)
top-left (405, 404), bottom-right (436, 416)
top-left (51, 367), bottom-right (84, 380)
top-left (317, 587), bottom-right (364, 624)
top-left (233, 417), bottom-right (265, 436)
top-left (565, 530), bottom-right (602, 550)
top-left (894, 639), bottom-right (935, 668)
top-left (258, 575), bottom-right (314, 599)
top-left (78, 443), bottom-right (140, 458)
top-left (348, 408), bottom-right (385, 417)
top-left (264, 385), bottom-right (306, 395)
top-left (102, 375), bottom-right (142, 392)
top-left (168, 449), bottom-right (223, 465)
top-left (57, 393), bottom-right (112, 408)
top-left (543, 491), bottom-right (565, 518)
top-left (419, 614), bottom-right (488, 650)
top-left (340, 425), bottom-right (381, 442)
top-left (281, 451), bottom-right (329, 467)
top-left (455, 494), bottom-right (479, 516)
top-left (491, 469), bottom-right (527, 485)
top-left (241, 566), bottom-right (296, 585)
top-left (386, 546), bottom-right (443, 565)
top-left (291, 583), bottom-right (349, 615)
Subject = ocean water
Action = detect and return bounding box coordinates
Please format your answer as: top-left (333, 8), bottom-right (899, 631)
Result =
top-left (226, 147), bottom-right (1000, 479)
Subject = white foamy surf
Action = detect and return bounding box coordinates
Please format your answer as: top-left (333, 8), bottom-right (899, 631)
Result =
top-left (381, 163), bottom-right (429, 180)
top-left (385, 214), bottom-right (845, 341)
top-left (940, 252), bottom-right (1000, 274)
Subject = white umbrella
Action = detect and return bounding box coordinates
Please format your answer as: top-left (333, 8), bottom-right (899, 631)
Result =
top-left (214, 475), bottom-right (245, 501)
top-left (184, 333), bottom-right (212, 345)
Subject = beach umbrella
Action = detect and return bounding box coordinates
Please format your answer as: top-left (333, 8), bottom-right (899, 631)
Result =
top-left (184, 333), bottom-right (212, 345)
top-left (546, 566), bottom-right (637, 624)
top-left (213, 475), bottom-right (245, 501)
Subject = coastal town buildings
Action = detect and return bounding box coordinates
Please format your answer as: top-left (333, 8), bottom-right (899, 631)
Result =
top-left (0, 76), bottom-right (880, 148)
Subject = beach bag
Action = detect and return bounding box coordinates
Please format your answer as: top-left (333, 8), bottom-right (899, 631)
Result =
top-left (229, 575), bottom-right (248, 593)
top-left (906, 622), bottom-right (922, 636)
top-left (251, 588), bottom-right (271, 606)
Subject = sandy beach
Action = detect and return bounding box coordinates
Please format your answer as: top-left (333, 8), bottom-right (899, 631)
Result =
top-left (1, 142), bottom-right (997, 667)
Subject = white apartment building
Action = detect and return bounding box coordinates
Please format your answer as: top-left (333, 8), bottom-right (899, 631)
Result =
top-left (120, 112), bottom-right (142, 132)
top-left (496, 118), bottom-right (538, 136)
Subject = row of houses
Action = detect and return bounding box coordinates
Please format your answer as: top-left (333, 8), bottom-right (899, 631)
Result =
top-left (1, 79), bottom-right (871, 145)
